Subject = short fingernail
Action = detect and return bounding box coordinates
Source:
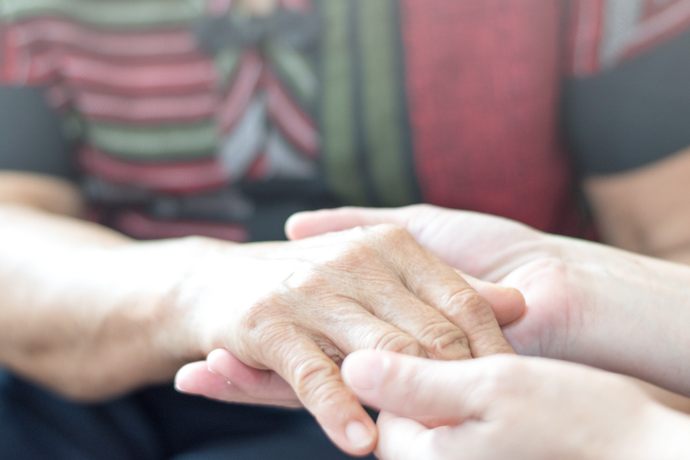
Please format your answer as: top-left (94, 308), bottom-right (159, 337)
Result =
top-left (344, 352), bottom-right (390, 390)
top-left (346, 421), bottom-right (374, 449)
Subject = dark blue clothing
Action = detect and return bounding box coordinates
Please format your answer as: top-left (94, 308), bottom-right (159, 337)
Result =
top-left (0, 370), bottom-right (369, 459)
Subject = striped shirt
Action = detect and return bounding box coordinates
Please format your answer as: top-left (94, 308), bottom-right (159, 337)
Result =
top-left (2, 0), bottom-right (689, 241)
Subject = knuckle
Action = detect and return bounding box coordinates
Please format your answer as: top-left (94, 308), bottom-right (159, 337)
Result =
top-left (375, 223), bottom-right (414, 245)
top-left (445, 288), bottom-right (494, 325)
top-left (416, 321), bottom-right (470, 359)
top-left (335, 241), bottom-right (379, 269)
top-left (373, 330), bottom-right (426, 357)
top-left (238, 295), bottom-right (282, 335)
top-left (290, 354), bottom-right (342, 404)
top-left (310, 377), bottom-right (353, 412)
top-left (236, 300), bottom-right (299, 361)
top-left (313, 337), bottom-right (346, 366)
top-left (282, 265), bottom-right (331, 298)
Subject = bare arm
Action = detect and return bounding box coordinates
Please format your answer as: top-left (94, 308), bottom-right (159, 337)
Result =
top-left (0, 173), bottom-right (520, 456)
top-left (583, 147), bottom-right (690, 410)
top-left (0, 171), bottom-right (85, 217)
top-left (0, 174), bottom-right (203, 400)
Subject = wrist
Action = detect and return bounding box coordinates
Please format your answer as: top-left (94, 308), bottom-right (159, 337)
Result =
top-left (69, 236), bottom-right (233, 397)
top-left (553, 237), bottom-right (690, 395)
top-left (112, 236), bottom-right (232, 363)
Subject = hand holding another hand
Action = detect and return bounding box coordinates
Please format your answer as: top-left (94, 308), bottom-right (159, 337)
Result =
top-left (342, 350), bottom-right (690, 460)
top-left (173, 223), bottom-right (521, 456)
top-left (285, 205), bottom-right (690, 395)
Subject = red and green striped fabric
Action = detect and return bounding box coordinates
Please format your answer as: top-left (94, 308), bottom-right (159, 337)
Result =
top-left (2, 0), bottom-right (690, 241)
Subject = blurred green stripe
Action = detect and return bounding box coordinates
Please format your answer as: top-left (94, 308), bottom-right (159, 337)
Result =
top-left (1, 0), bottom-right (205, 28)
top-left (358, 0), bottom-right (415, 207)
top-left (320, 0), bottom-right (368, 206)
top-left (87, 121), bottom-right (218, 159)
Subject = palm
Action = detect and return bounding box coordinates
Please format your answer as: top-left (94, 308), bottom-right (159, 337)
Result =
top-left (399, 207), bottom-right (575, 360)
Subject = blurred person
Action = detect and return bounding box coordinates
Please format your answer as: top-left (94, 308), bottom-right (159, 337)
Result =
top-left (3, 0), bottom-right (690, 458)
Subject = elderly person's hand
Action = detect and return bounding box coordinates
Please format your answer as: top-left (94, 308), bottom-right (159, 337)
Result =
top-left (175, 265), bottom-right (522, 405)
top-left (342, 350), bottom-right (690, 460)
top-left (171, 223), bottom-right (519, 456)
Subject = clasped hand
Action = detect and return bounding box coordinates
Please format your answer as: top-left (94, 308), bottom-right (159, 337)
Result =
top-left (173, 224), bottom-right (521, 455)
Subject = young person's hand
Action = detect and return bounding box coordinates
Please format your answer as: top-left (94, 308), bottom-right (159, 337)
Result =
top-left (285, 205), bottom-right (690, 396)
top-left (342, 350), bottom-right (690, 460)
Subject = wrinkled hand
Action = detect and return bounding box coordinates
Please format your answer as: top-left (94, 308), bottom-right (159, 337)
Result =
top-left (175, 272), bottom-right (523, 405)
top-left (284, 205), bottom-right (560, 359)
top-left (342, 350), bottom-right (688, 460)
top-left (172, 224), bottom-right (520, 456)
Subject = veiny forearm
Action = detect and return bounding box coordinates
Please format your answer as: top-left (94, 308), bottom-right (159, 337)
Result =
top-left (0, 204), bottom-right (207, 401)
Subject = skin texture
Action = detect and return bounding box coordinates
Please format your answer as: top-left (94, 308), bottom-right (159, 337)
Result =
top-left (342, 350), bottom-right (690, 460)
top-left (176, 274), bottom-right (524, 407)
top-left (0, 173), bottom-right (518, 457)
top-left (0, 171), bottom-right (84, 217)
top-left (284, 206), bottom-right (690, 395)
top-left (181, 204), bottom-right (690, 414)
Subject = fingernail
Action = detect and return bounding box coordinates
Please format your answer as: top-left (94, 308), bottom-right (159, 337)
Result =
top-left (346, 421), bottom-right (374, 449)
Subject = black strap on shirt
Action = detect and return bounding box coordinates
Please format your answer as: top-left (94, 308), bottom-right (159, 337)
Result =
top-left (0, 87), bottom-right (74, 179)
top-left (563, 30), bottom-right (690, 176)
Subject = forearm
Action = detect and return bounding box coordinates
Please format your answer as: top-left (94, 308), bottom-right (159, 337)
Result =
top-left (614, 404), bottom-right (690, 460)
top-left (0, 172), bottom-right (85, 217)
top-left (553, 234), bottom-right (690, 396)
top-left (0, 204), bottom-right (208, 400)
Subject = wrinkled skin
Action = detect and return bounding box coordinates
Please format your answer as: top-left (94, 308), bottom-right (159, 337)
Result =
top-left (175, 222), bottom-right (518, 455)
top-left (180, 204), bottom-right (690, 412)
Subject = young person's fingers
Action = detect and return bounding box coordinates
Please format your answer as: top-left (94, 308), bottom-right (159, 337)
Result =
top-left (175, 361), bottom-right (301, 407)
top-left (285, 207), bottom-right (412, 241)
top-left (207, 348), bottom-right (297, 401)
top-left (342, 350), bottom-right (498, 421)
top-left (460, 272), bottom-right (526, 326)
top-left (374, 411), bottom-right (429, 460)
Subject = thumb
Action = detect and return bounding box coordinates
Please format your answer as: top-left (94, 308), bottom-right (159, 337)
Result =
top-left (462, 272), bottom-right (525, 326)
top-left (342, 350), bottom-right (494, 423)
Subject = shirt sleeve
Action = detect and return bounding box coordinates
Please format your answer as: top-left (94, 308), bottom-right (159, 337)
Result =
top-left (0, 19), bottom-right (74, 179)
top-left (562, 0), bottom-right (690, 175)
top-left (0, 87), bottom-right (74, 179)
